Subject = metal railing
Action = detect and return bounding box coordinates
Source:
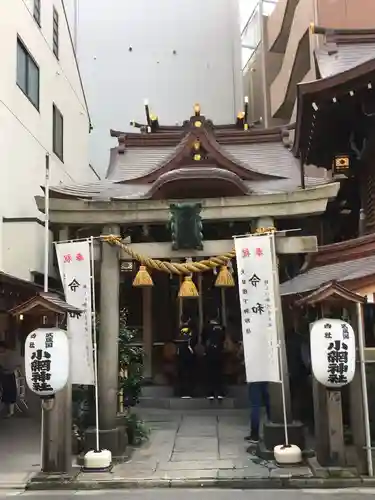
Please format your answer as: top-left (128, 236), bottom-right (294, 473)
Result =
top-left (241, 0), bottom-right (279, 70)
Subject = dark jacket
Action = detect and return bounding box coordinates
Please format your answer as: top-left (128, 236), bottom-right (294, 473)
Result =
top-left (202, 321), bottom-right (225, 354)
top-left (176, 323), bottom-right (197, 358)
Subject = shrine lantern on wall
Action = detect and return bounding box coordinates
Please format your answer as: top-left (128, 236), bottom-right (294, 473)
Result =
top-left (310, 318), bottom-right (356, 388)
top-left (25, 328), bottom-right (69, 398)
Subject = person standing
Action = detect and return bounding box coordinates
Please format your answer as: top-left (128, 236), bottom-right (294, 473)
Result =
top-left (246, 381), bottom-right (271, 443)
top-left (202, 317), bottom-right (226, 399)
top-left (0, 342), bottom-right (19, 418)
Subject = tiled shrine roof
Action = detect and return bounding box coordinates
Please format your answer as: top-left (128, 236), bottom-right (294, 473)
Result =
top-left (48, 118), bottom-right (329, 201)
top-left (314, 27), bottom-right (375, 79)
top-left (293, 26), bottom-right (375, 167)
top-left (281, 233), bottom-right (375, 297)
top-left (9, 292), bottom-right (81, 317)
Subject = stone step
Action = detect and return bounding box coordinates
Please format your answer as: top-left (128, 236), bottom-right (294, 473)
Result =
top-left (138, 397), bottom-right (248, 410)
top-left (141, 385), bottom-right (174, 397)
top-left (141, 384), bottom-right (248, 399)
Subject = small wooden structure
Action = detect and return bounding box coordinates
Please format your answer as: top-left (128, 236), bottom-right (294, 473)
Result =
top-left (9, 292), bottom-right (82, 324)
top-left (296, 281), bottom-right (372, 475)
top-left (9, 292), bottom-right (81, 474)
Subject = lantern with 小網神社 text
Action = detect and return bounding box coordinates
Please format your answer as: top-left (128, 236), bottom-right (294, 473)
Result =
top-left (310, 318), bottom-right (355, 388)
top-left (25, 328), bottom-right (69, 398)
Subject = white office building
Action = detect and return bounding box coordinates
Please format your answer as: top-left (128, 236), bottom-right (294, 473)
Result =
top-left (0, 0), bottom-right (96, 282)
top-left (64, 0), bottom-right (243, 174)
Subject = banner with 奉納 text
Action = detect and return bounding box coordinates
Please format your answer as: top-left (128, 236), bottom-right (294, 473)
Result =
top-left (234, 234), bottom-right (280, 383)
top-left (55, 240), bottom-right (95, 385)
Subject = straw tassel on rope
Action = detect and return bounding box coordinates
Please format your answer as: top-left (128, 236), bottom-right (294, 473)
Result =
top-left (215, 265), bottom-right (235, 287)
top-left (178, 276), bottom-right (199, 298)
top-left (102, 235), bottom-right (236, 274)
top-left (133, 265), bottom-right (153, 287)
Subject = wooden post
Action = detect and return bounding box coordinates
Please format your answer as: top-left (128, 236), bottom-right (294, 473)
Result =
top-left (326, 389), bottom-right (346, 465)
top-left (173, 258), bottom-right (182, 327)
top-left (312, 376), bottom-right (330, 464)
top-left (198, 273), bottom-right (204, 336)
top-left (142, 287), bottom-right (153, 380)
top-left (311, 308), bottom-right (329, 465)
top-left (118, 369), bottom-right (125, 414)
top-left (221, 289), bottom-right (227, 328)
top-left (349, 365), bottom-right (367, 473)
top-left (41, 226), bottom-right (72, 473)
top-left (313, 303), bottom-right (346, 466)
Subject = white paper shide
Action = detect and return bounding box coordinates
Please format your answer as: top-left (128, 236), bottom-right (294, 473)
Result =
top-left (25, 328), bottom-right (69, 397)
top-left (310, 318), bottom-right (355, 388)
top-left (234, 234), bottom-right (280, 383)
top-left (56, 241), bottom-right (95, 385)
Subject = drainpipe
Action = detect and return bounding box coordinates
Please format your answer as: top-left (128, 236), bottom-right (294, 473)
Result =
top-left (259, 0), bottom-right (269, 128)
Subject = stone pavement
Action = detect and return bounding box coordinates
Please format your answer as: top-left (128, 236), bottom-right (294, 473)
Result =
top-left (3, 489), bottom-right (375, 498)
top-left (0, 416), bottom-right (40, 489)
top-left (76, 409), bottom-right (313, 483)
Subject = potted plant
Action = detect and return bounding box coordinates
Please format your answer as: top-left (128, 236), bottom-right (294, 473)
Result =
top-left (117, 308), bottom-right (148, 445)
top-left (118, 309), bottom-right (144, 407)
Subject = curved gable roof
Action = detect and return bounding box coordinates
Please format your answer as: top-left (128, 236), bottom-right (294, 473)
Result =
top-left (293, 56), bottom-right (375, 162)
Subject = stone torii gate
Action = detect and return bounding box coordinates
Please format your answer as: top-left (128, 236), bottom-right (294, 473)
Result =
top-left (38, 218), bottom-right (319, 470)
top-left (96, 216), bottom-right (318, 458)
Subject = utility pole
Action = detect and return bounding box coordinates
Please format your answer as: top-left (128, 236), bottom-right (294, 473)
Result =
top-left (40, 156), bottom-right (71, 473)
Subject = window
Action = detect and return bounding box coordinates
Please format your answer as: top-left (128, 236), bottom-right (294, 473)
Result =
top-left (53, 7), bottom-right (59, 59)
top-left (16, 38), bottom-right (40, 109)
top-left (53, 104), bottom-right (64, 161)
top-left (33, 0), bottom-right (41, 26)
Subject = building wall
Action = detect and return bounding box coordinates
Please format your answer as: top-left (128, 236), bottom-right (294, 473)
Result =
top-left (1, 221), bottom-right (54, 282)
top-left (242, 10), bottom-right (284, 128)
top-left (269, 0), bottom-right (314, 121)
top-left (247, 0), bottom-right (375, 126)
top-left (63, 0), bottom-right (243, 175)
top-left (317, 0), bottom-right (375, 30)
top-left (0, 0), bottom-right (95, 281)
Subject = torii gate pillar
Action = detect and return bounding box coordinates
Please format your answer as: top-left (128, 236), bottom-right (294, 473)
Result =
top-left (254, 217), bottom-right (314, 457)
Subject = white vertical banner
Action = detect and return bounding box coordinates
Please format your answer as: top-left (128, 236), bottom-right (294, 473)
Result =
top-left (234, 234), bottom-right (280, 383)
top-left (55, 241), bottom-right (95, 385)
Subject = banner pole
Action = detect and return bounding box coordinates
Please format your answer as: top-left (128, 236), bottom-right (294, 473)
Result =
top-left (40, 153), bottom-right (50, 471)
top-left (271, 233), bottom-right (289, 446)
top-left (43, 153), bottom-right (50, 294)
top-left (90, 236), bottom-right (100, 452)
top-left (356, 301), bottom-right (373, 476)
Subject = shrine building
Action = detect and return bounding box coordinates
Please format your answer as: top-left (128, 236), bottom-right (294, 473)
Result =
top-left (34, 104), bottom-right (341, 380)
top-left (282, 26), bottom-right (375, 332)
top-left (280, 26), bottom-right (375, 472)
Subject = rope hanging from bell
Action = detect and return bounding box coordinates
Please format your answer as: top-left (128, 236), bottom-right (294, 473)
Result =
top-left (215, 265), bottom-right (235, 287)
top-left (178, 276), bottom-right (199, 298)
top-left (133, 265), bottom-right (154, 287)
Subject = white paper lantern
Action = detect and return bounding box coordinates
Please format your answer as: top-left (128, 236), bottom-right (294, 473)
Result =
top-left (310, 318), bottom-right (355, 388)
top-left (25, 328), bottom-right (69, 397)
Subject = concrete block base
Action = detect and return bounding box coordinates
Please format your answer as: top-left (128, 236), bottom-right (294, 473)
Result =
top-left (264, 420), bottom-right (305, 450)
top-left (84, 426), bottom-right (128, 458)
top-left (255, 421), bottom-right (314, 460)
